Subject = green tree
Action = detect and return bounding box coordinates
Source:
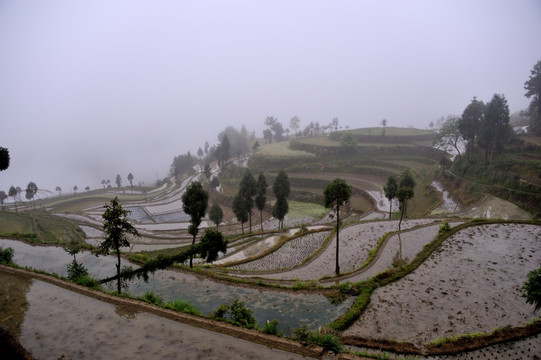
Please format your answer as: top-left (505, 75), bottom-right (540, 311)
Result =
top-left (25, 181), bottom-right (38, 209)
top-left (524, 60), bottom-right (541, 135)
top-left (239, 170), bottom-right (257, 233)
top-left (127, 173), bottom-right (134, 193)
top-left (522, 266), bottom-right (541, 313)
top-left (97, 197), bottom-right (139, 294)
top-left (383, 175), bottom-right (398, 219)
top-left (264, 116), bottom-right (278, 143)
top-left (216, 134), bottom-right (231, 169)
top-left (199, 228), bottom-right (227, 263)
top-left (432, 117), bottom-right (464, 161)
top-left (170, 152), bottom-right (195, 177)
top-left (8, 185), bottom-right (17, 211)
top-left (289, 116), bottom-right (301, 137)
top-left (255, 172), bottom-right (268, 232)
top-left (380, 119), bottom-right (387, 136)
top-left (397, 170), bottom-right (416, 231)
top-left (272, 170), bottom-right (290, 230)
top-left (0, 191), bottom-right (7, 208)
top-left (339, 133), bottom-right (358, 154)
top-left (181, 181), bottom-right (209, 268)
top-left (213, 299), bottom-right (256, 328)
top-left (204, 163), bottom-right (211, 180)
top-left (479, 94), bottom-right (512, 167)
top-left (209, 202), bottom-right (224, 229)
top-left (0, 147), bottom-right (9, 171)
top-left (232, 192), bottom-right (249, 235)
top-left (210, 176), bottom-right (220, 189)
top-left (273, 169), bottom-right (290, 200)
top-left (272, 198), bottom-right (289, 231)
top-left (73, 185), bottom-right (78, 194)
top-left (115, 174), bottom-right (122, 189)
top-left (323, 178), bottom-right (352, 276)
top-left (56, 186), bottom-right (62, 197)
top-left (64, 244), bottom-right (89, 282)
top-left (459, 97), bottom-right (485, 160)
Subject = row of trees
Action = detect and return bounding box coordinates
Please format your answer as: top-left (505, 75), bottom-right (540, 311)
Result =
top-left (1, 182), bottom-right (39, 211)
top-left (231, 170), bottom-right (290, 234)
top-left (263, 116), bottom-right (344, 144)
top-left (383, 169), bottom-right (416, 231)
top-left (433, 94), bottom-right (512, 166)
top-left (433, 60), bottom-right (541, 166)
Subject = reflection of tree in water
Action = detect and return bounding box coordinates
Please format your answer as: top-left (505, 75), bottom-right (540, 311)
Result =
top-left (0, 272), bottom-right (33, 337)
top-left (392, 233), bottom-right (409, 268)
top-left (114, 305), bottom-right (141, 320)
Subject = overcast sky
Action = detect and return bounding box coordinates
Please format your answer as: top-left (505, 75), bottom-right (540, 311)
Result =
top-left (1, 0), bottom-right (540, 195)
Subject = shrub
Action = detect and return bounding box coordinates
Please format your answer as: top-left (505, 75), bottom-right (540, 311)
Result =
top-left (438, 221), bottom-right (452, 235)
top-left (293, 325), bottom-right (310, 342)
top-left (296, 224), bottom-right (308, 233)
top-left (139, 291), bottom-right (163, 306)
top-left (309, 330), bottom-right (343, 354)
top-left (0, 247), bottom-right (14, 265)
top-left (213, 299), bottom-right (256, 328)
top-left (262, 319), bottom-right (282, 336)
top-left (66, 260), bottom-right (89, 281)
top-left (74, 275), bottom-right (101, 289)
top-left (165, 299), bottom-right (202, 316)
top-left (523, 267), bottom-right (541, 313)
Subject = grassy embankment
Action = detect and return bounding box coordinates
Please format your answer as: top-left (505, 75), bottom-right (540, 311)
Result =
top-left (0, 210), bottom-right (87, 244)
top-left (237, 128), bottom-right (442, 217)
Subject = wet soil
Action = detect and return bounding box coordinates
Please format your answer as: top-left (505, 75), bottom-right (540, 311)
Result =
top-left (0, 270), bottom-right (318, 360)
top-left (343, 223), bottom-right (541, 346)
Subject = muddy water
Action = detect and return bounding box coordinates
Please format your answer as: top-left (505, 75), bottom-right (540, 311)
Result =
top-left (430, 181), bottom-right (463, 214)
top-left (0, 272), bottom-right (315, 360)
top-left (339, 222), bottom-right (462, 283)
top-left (0, 239), bottom-right (354, 334)
top-left (344, 223), bottom-right (541, 345)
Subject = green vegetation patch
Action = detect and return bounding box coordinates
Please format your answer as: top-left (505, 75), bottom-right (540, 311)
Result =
top-left (286, 200), bottom-right (327, 220)
top-left (345, 127), bottom-right (434, 137)
top-left (254, 141), bottom-right (315, 158)
top-left (0, 211), bottom-right (86, 244)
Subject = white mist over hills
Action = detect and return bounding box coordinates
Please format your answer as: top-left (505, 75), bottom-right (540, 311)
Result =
top-left (1, 0), bottom-right (540, 194)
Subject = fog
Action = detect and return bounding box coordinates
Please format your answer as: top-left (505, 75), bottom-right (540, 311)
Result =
top-left (1, 0), bottom-right (540, 195)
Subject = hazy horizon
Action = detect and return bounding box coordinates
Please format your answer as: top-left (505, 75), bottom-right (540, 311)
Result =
top-left (1, 0), bottom-right (540, 195)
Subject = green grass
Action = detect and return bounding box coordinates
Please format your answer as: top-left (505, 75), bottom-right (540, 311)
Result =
top-left (255, 141), bottom-right (316, 158)
top-left (0, 210), bottom-right (87, 244)
top-left (164, 299), bottom-right (202, 316)
top-left (345, 127), bottom-right (434, 137)
top-left (286, 200), bottom-right (328, 220)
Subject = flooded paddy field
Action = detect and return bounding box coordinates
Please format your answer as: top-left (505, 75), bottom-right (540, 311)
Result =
top-left (237, 219), bottom-right (436, 281)
top-left (343, 223), bottom-right (541, 346)
top-left (0, 239), bottom-right (354, 335)
top-left (0, 272), bottom-right (315, 360)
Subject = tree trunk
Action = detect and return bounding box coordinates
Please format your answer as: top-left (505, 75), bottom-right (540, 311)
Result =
top-left (116, 250), bottom-right (122, 294)
top-left (190, 234), bottom-right (195, 268)
top-left (388, 201), bottom-right (392, 219)
top-left (335, 204), bottom-right (340, 276)
top-left (398, 200), bottom-right (406, 232)
top-left (249, 211), bottom-right (252, 233)
top-left (453, 144), bottom-right (462, 161)
top-left (241, 221), bottom-right (244, 235)
top-left (260, 209), bottom-right (264, 233)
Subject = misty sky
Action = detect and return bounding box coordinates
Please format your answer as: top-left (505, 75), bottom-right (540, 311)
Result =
top-left (1, 0), bottom-right (540, 195)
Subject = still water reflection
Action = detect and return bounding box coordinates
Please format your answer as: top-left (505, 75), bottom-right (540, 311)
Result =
top-left (0, 272), bottom-right (315, 360)
top-left (0, 239), bottom-right (354, 334)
